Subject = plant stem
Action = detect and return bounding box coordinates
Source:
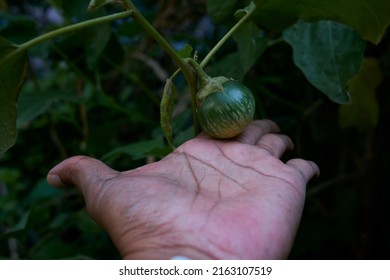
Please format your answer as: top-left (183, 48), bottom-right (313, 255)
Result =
top-left (200, 2), bottom-right (257, 68)
top-left (123, 1), bottom-right (190, 74)
top-left (123, 0), bottom-right (200, 134)
top-left (121, 1), bottom-right (258, 134)
top-left (0, 10), bottom-right (133, 67)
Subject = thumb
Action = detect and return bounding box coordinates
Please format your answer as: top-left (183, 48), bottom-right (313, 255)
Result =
top-left (47, 155), bottom-right (118, 193)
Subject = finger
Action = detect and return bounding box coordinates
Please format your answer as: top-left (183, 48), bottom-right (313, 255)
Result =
top-left (47, 155), bottom-right (118, 194)
top-left (286, 158), bottom-right (320, 183)
top-left (256, 134), bottom-right (294, 158)
top-left (236, 119), bottom-right (280, 145)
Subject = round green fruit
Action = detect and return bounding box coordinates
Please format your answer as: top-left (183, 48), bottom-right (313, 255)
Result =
top-left (197, 80), bottom-right (255, 139)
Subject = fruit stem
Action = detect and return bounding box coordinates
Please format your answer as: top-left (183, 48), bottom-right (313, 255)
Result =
top-left (187, 58), bottom-right (230, 103)
top-left (187, 58), bottom-right (211, 88)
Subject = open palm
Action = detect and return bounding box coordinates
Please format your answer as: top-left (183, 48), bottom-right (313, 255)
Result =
top-left (47, 120), bottom-right (319, 259)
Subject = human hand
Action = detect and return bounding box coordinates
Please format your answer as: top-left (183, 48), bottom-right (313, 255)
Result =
top-left (47, 120), bottom-right (319, 259)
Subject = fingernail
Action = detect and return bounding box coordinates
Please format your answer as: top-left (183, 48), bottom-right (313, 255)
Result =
top-left (47, 174), bottom-right (67, 188)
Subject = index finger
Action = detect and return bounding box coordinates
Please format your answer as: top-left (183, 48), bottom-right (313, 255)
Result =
top-left (235, 119), bottom-right (280, 145)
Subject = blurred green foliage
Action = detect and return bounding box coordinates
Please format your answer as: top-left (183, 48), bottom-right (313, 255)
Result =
top-left (0, 0), bottom-right (389, 259)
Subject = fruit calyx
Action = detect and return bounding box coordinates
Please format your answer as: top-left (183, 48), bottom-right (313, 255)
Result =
top-left (196, 75), bottom-right (231, 104)
top-left (186, 58), bottom-right (230, 105)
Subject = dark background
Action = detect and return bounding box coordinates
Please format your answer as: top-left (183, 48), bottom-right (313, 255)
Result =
top-left (0, 0), bottom-right (389, 259)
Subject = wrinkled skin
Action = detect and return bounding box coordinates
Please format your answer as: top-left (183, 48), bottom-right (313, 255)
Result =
top-left (47, 120), bottom-right (319, 259)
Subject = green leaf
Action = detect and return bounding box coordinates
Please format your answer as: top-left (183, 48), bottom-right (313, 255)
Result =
top-left (339, 58), bottom-right (382, 131)
top-left (2, 205), bottom-right (44, 237)
top-left (234, 1), bottom-right (256, 20)
top-left (160, 78), bottom-right (176, 148)
top-left (0, 11), bottom-right (38, 44)
top-left (83, 23), bottom-right (112, 69)
top-left (253, 0), bottom-right (390, 44)
top-left (207, 7), bottom-right (268, 80)
top-left (30, 239), bottom-right (80, 259)
top-left (283, 20), bottom-right (366, 104)
top-left (3, 209), bottom-right (31, 236)
top-left (233, 22), bottom-right (268, 74)
top-left (74, 210), bottom-right (101, 234)
top-left (24, 179), bottom-right (63, 205)
top-left (17, 84), bottom-right (81, 127)
top-left (0, 37), bottom-right (28, 154)
top-left (177, 44), bottom-right (193, 59)
top-left (207, 52), bottom-right (243, 80)
top-left (207, 0), bottom-right (241, 23)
